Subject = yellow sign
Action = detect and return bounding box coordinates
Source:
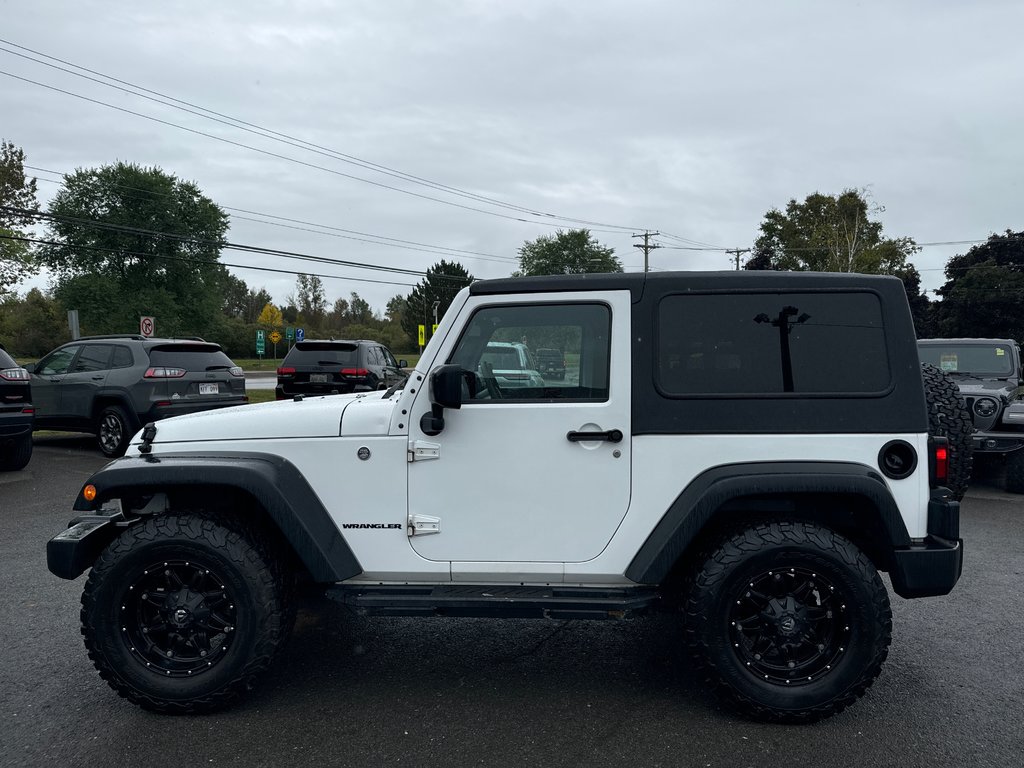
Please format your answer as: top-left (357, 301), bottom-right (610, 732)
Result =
top-left (417, 324), bottom-right (425, 346)
top-left (432, 324), bottom-right (439, 334)
top-left (269, 330), bottom-right (283, 344)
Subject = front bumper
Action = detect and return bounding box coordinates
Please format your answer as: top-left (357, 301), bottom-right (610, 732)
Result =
top-left (971, 431), bottom-right (1024, 454)
top-left (46, 509), bottom-right (126, 580)
top-left (889, 493), bottom-right (963, 598)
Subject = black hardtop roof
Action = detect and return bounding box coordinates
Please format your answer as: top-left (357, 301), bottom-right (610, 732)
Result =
top-left (470, 270), bottom-right (906, 300)
top-left (918, 338), bottom-right (1018, 346)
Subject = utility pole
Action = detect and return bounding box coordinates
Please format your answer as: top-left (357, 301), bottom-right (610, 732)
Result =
top-left (632, 231), bottom-right (661, 272)
top-left (726, 248), bottom-right (750, 270)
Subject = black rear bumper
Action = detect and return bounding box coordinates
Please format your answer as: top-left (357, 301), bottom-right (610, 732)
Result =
top-left (889, 494), bottom-right (963, 598)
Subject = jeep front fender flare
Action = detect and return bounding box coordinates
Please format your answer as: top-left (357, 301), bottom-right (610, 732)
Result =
top-left (625, 461), bottom-right (911, 585)
top-left (69, 453), bottom-right (361, 582)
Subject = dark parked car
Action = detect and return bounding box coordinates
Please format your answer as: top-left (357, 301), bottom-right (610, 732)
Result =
top-left (27, 335), bottom-right (247, 457)
top-left (0, 343), bottom-right (33, 471)
top-left (534, 347), bottom-right (566, 380)
top-left (276, 340), bottom-right (407, 399)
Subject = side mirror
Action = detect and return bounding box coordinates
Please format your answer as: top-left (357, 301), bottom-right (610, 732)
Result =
top-left (398, 359), bottom-right (408, 369)
top-left (431, 364), bottom-right (470, 409)
top-left (23, 362), bottom-right (35, 374)
top-left (419, 365), bottom-right (471, 436)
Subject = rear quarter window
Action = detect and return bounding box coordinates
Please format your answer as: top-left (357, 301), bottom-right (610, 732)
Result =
top-left (657, 291), bottom-right (891, 396)
top-left (0, 348), bottom-right (17, 368)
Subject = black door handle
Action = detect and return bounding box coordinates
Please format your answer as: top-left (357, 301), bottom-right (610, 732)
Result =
top-left (567, 429), bottom-right (623, 443)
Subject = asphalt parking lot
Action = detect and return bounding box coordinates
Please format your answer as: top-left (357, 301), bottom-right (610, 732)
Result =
top-left (1, 438), bottom-right (1022, 768)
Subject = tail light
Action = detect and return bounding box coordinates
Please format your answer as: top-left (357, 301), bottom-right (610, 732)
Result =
top-left (0, 367), bottom-right (29, 381)
top-left (277, 367), bottom-right (295, 376)
top-left (229, 366), bottom-right (244, 378)
top-left (145, 367), bottom-right (186, 378)
top-left (929, 437), bottom-right (949, 486)
top-left (341, 368), bottom-right (369, 377)
top-left (23, 407), bottom-right (35, 414)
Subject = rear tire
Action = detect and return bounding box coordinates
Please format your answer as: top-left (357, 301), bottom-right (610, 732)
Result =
top-left (920, 363), bottom-right (974, 500)
top-left (97, 405), bottom-right (132, 458)
top-left (81, 512), bottom-right (294, 714)
top-left (0, 434), bottom-right (32, 471)
top-left (685, 521), bottom-right (892, 723)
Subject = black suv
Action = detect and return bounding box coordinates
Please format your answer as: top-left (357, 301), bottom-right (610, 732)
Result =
top-left (275, 339), bottom-right (407, 399)
top-left (27, 336), bottom-right (247, 457)
top-left (534, 347), bottom-right (566, 380)
top-left (0, 343), bottom-right (33, 471)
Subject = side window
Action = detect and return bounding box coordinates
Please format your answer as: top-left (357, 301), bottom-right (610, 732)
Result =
top-left (382, 347), bottom-right (399, 367)
top-left (448, 303), bottom-right (611, 402)
top-left (367, 347), bottom-right (383, 366)
top-left (38, 347), bottom-right (79, 375)
top-left (73, 344), bottom-right (114, 372)
top-left (657, 291), bottom-right (890, 396)
top-left (111, 346), bottom-right (134, 369)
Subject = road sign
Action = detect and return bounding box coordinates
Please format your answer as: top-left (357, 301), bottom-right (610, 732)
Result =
top-left (296, 328), bottom-right (305, 342)
top-left (140, 316), bottom-right (155, 337)
top-left (270, 330), bottom-right (283, 344)
top-left (256, 329), bottom-right (266, 341)
top-left (432, 324), bottom-right (439, 334)
top-left (285, 327), bottom-right (295, 341)
top-left (418, 324), bottom-right (425, 346)
top-left (255, 329), bottom-right (265, 356)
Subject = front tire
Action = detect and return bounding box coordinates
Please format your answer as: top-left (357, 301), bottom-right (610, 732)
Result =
top-left (97, 405), bottom-right (133, 457)
top-left (81, 512), bottom-right (294, 713)
top-left (685, 522), bottom-right (892, 723)
top-left (0, 434), bottom-right (32, 471)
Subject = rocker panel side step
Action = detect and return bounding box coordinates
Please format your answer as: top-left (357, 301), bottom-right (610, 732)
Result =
top-left (325, 584), bottom-right (660, 619)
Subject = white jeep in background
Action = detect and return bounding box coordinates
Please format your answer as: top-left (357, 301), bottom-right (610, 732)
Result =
top-left (49, 270), bottom-right (963, 723)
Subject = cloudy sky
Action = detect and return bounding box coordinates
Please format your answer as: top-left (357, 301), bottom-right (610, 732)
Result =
top-left (3, 0), bottom-right (1022, 314)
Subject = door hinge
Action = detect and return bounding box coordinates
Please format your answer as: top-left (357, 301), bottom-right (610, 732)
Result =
top-left (408, 513), bottom-right (441, 537)
top-left (407, 440), bottom-right (440, 462)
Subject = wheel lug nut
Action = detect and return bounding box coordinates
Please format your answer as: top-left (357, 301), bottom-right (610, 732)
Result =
top-left (200, 650), bottom-right (207, 657)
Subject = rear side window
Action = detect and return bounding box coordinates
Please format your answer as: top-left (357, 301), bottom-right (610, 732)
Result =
top-left (283, 342), bottom-right (361, 366)
top-left (0, 348), bottom-right (17, 368)
top-left (112, 346), bottom-right (134, 368)
top-left (73, 344), bottom-right (113, 372)
top-left (148, 344), bottom-right (234, 370)
top-left (657, 291), bottom-right (890, 396)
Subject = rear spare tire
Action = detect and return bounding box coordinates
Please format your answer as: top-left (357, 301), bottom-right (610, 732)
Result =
top-left (920, 363), bottom-right (974, 500)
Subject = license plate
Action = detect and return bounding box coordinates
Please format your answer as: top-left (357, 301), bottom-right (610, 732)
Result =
top-left (310, 373), bottom-right (329, 383)
top-left (199, 383), bottom-right (219, 395)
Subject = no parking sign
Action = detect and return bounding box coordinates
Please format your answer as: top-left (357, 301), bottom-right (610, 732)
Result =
top-left (140, 316), bottom-right (155, 337)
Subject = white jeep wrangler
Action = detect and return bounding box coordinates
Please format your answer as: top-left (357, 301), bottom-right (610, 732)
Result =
top-left (48, 271), bottom-right (962, 723)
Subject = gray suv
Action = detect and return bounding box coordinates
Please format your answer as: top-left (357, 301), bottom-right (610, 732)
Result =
top-left (27, 335), bottom-right (247, 457)
top-left (918, 338), bottom-right (1024, 492)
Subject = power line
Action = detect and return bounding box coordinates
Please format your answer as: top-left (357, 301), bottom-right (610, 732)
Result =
top-left (0, 43), bottom-right (663, 235)
top-left (632, 231), bottom-right (661, 272)
top-left (0, 232), bottom-right (419, 288)
top-left (4, 206), bottom-right (476, 283)
top-left (25, 165), bottom-right (521, 265)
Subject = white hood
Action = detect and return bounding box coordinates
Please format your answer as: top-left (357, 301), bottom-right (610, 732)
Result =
top-left (135, 392), bottom-right (397, 446)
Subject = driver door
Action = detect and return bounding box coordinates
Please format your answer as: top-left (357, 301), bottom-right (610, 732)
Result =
top-left (406, 291), bottom-right (632, 574)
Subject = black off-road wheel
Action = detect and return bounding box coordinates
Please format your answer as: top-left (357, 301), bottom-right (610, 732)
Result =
top-left (81, 512), bottom-right (294, 714)
top-left (920, 363), bottom-right (974, 500)
top-left (96, 404), bottom-right (133, 458)
top-left (0, 434), bottom-right (32, 471)
top-left (685, 522), bottom-right (892, 724)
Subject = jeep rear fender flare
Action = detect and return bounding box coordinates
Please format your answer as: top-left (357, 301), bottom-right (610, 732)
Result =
top-left (625, 461), bottom-right (912, 585)
top-left (71, 452), bottom-right (361, 583)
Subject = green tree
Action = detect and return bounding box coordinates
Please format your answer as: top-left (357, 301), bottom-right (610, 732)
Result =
top-left (0, 140), bottom-right (40, 294)
top-left (37, 162), bottom-right (229, 337)
top-left (934, 231), bottom-right (1024, 341)
top-left (402, 260), bottom-right (474, 347)
top-left (516, 229), bottom-right (622, 276)
top-left (746, 188), bottom-right (931, 335)
top-left (295, 274), bottom-right (327, 328)
top-left (747, 189), bottom-right (918, 274)
top-left (0, 288), bottom-right (66, 356)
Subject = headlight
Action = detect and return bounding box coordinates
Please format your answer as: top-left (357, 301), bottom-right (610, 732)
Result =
top-left (974, 397), bottom-right (998, 418)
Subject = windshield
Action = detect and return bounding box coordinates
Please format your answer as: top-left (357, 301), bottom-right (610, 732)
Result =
top-left (918, 344), bottom-right (1015, 376)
